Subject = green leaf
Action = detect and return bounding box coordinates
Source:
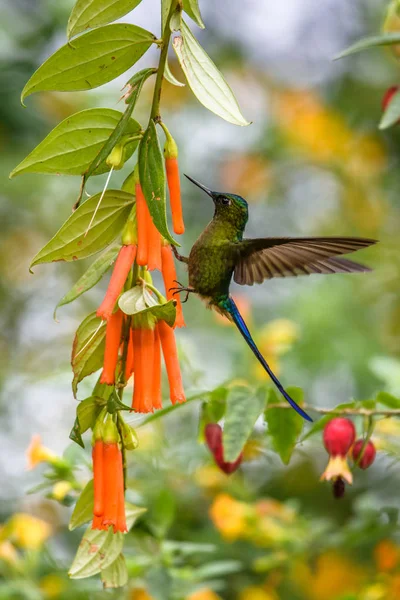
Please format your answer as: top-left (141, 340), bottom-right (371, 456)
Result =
top-left (265, 387), bottom-right (304, 465)
top-left (22, 24), bottom-right (155, 102)
top-left (222, 384), bottom-right (265, 462)
top-left (182, 0), bottom-right (205, 29)
top-left (173, 21), bottom-right (250, 126)
top-left (10, 109), bottom-right (141, 178)
top-left (68, 0), bottom-right (143, 39)
top-left (124, 68), bottom-right (157, 106)
top-left (101, 554), bottom-right (128, 588)
top-left (69, 480), bottom-right (94, 530)
top-left (69, 416), bottom-right (85, 448)
top-left (72, 312), bottom-right (106, 397)
top-left (301, 401), bottom-right (356, 442)
top-left (335, 33), bottom-right (400, 59)
top-left (77, 396), bottom-right (104, 433)
top-left (161, 0), bottom-right (173, 33)
top-left (379, 89), bottom-right (400, 129)
top-left (30, 190), bottom-right (134, 269)
top-left (118, 286), bottom-right (176, 327)
top-left (125, 503), bottom-right (147, 530)
top-left (69, 525), bottom-right (123, 578)
top-left (164, 59), bottom-right (185, 87)
top-left (138, 121), bottom-right (176, 244)
top-left (55, 245), bottom-right (121, 318)
top-left (376, 391), bottom-right (400, 409)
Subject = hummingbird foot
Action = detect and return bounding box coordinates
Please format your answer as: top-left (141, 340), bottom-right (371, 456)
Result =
top-left (169, 281), bottom-right (195, 303)
top-left (171, 245), bottom-right (189, 264)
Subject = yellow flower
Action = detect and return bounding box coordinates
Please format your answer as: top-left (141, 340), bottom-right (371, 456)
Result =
top-left (209, 494), bottom-right (249, 541)
top-left (40, 574), bottom-right (66, 598)
top-left (26, 435), bottom-right (57, 470)
top-left (130, 589), bottom-right (154, 600)
top-left (374, 539), bottom-right (400, 572)
top-left (187, 588), bottom-right (222, 600)
top-left (3, 513), bottom-right (52, 550)
top-left (320, 455), bottom-right (353, 484)
top-left (52, 481), bottom-right (73, 501)
top-left (238, 587), bottom-right (277, 600)
top-left (0, 540), bottom-right (19, 565)
top-left (195, 465), bottom-right (228, 490)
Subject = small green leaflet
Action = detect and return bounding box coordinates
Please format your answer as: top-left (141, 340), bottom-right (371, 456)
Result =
top-left (173, 21), bottom-right (250, 126)
top-left (70, 416), bottom-right (85, 448)
top-left (69, 480), bottom-right (94, 530)
top-left (22, 24), bottom-right (155, 102)
top-left (30, 190), bottom-right (134, 269)
top-left (161, 0), bottom-right (173, 33)
top-left (10, 109), bottom-right (141, 178)
top-left (182, 0), bottom-right (205, 29)
top-left (101, 554), bottom-right (128, 588)
top-left (68, 0), bottom-right (143, 39)
top-left (376, 391), bottom-right (400, 409)
top-left (138, 121), bottom-right (177, 244)
top-left (72, 312), bottom-right (106, 396)
top-left (69, 526), bottom-right (123, 578)
top-left (164, 59), bottom-right (185, 87)
top-left (54, 244), bottom-right (121, 317)
top-left (77, 396), bottom-right (104, 433)
top-left (119, 286), bottom-right (177, 327)
top-left (222, 384), bottom-right (265, 462)
top-left (265, 387), bottom-right (304, 465)
top-left (380, 89), bottom-right (400, 129)
top-left (335, 32), bottom-right (400, 59)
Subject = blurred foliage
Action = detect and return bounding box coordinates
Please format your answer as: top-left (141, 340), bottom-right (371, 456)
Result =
top-left (3, 0), bottom-right (400, 597)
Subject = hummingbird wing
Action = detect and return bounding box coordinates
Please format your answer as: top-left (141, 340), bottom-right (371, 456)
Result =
top-left (233, 237), bottom-right (377, 286)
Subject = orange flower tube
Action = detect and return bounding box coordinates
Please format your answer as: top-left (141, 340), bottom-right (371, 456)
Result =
top-left (125, 328), bottom-right (134, 382)
top-left (147, 216), bottom-right (162, 271)
top-left (92, 440), bottom-right (104, 518)
top-left (132, 328), bottom-right (144, 412)
top-left (166, 157), bottom-right (184, 235)
top-left (102, 442), bottom-right (119, 528)
top-left (115, 447), bottom-right (127, 533)
top-left (97, 245), bottom-right (137, 321)
top-left (136, 183), bottom-right (149, 266)
top-left (157, 320), bottom-right (185, 405)
top-left (152, 326), bottom-right (162, 410)
top-left (139, 327), bottom-right (155, 413)
top-left (100, 309), bottom-right (124, 385)
top-left (161, 244), bottom-right (185, 328)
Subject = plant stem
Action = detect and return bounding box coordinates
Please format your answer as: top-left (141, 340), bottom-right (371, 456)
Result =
top-left (266, 404), bottom-right (400, 417)
top-left (150, 0), bottom-right (179, 122)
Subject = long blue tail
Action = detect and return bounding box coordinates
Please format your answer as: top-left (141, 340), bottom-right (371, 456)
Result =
top-left (226, 297), bottom-right (312, 422)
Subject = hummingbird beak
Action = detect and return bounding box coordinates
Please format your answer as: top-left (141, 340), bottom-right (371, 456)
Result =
top-left (184, 174), bottom-right (214, 198)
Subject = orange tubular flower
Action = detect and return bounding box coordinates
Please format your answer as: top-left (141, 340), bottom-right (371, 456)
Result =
top-left (163, 126), bottom-right (185, 235)
top-left (100, 309), bottom-right (124, 385)
top-left (116, 446), bottom-right (127, 533)
top-left (161, 244), bottom-right (185, 328)
top-left (92, 439), bottom-right (104, 518)
top-left (152, 326), bottom-right (162, 410)
top-left (125, 328), bottom-right (134, 382)
top-left (136, 183), bottom-right (149, 266)
top-left (147, 216), bottom-right (162, 271)
top-left (97, 245), bottom-right (137, 321)
top-left (157, 320), bottom-right (185, 405)
top-left (132, 328), bottom-right (144, 412)
top-left (132, 326), bottom-right (156, 413)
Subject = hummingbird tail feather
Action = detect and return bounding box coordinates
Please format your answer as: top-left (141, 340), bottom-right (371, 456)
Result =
top-left (226, 297), bottom-right (312, 422)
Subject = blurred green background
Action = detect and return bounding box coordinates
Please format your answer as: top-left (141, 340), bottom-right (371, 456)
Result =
top-left (2, 0), bottom-right (400, 598)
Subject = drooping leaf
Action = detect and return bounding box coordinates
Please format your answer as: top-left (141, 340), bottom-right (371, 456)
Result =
top-left (101, 554), bottom-right (128, 588)
top-left (335, 33), bottom-right (400, 59)
top-left (69, 416), bottom-right (85, 449)
top-left (55, 245), bottom-right (121, 318)
top-left (68, 0), bottom-right (143, 38)
top-left (10, 109), bottom-right (140, 178)
top-left (164, 59), bottom-right (185, 87)
top-left (182, 0), bottom-right (205, 29)
top-left (118, 286), bottom-right (176, 327)
top-left (173, 21), bottom-right (250, 126)
top-left (69, 480), bottom-right (94, 530)
top-left (22, 24), bottom-right (155, 102)
top-left (77, 396), bottom-right (104, 433)
top-left (376, 391), bottom-right (400, 409)
top-left (265, 387), bottom-right (304, 464)
top-left (69, 526), bottom-right (123, 578)
top-left (138, 121), bottom-right (176, 244)
top-left (222, 384), bottom-right (265, 462)
top-left (379, 89), bottom-right (400, 129)
top-left (301, 401), bottom-right (357, 442)
top-left (30, 190), bottom-right (134, 269)
top-left (72, 312), bottom-right (106, 397)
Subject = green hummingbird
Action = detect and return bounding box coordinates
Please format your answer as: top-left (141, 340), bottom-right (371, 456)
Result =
top-left (171, 175), bottom-right (377, 422)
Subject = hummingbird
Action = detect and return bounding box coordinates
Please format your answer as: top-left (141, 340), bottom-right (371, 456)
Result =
top-left (171, 176), bottom-right (377, 422)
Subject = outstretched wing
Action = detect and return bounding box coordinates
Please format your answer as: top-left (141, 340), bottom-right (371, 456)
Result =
top-left (233, 237), bottom-right (377, 286)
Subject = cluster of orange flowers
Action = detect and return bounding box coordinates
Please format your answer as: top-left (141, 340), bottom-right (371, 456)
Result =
top-left (91, 127), bottom-right (186, 532)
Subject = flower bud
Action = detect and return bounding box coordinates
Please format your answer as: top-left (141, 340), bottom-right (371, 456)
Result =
top-left (103, 415), bottom-right (119, 444)
top-left (323, 418), bottom-right (355, 457)
top-left (119, 418), bottom-right (139, 450)
top-left (106, 143), bottom-right (125, 169)
top-left (352, 439), bottom-right (376, 469)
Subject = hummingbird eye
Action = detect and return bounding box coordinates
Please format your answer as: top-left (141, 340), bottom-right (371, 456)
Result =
top-left (220, 196), bottom-right (231, 206)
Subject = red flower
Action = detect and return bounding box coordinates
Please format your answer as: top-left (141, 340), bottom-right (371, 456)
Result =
top-left (205, 423), bottom-right (243, 475)
top-left (321, 418), bottom-right (356, 485)
top-left (382, 86), bottom-right (399, 112)
top-left (352, 439), bottom-right (376, 469)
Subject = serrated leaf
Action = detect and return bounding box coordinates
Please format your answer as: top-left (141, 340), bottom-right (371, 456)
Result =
top-left (101, 553), bottom-right (128, 588)
top-left (138, 121), bottom-right (176, 244)
top-left (69, 416), bottom-right (85, 448)
top-left (77, 396), bottom-right (103, 433)
top-left (55, 245), bottom-right (121, 317)
top-left (222, 384), bottom-right (265, 462)
top-left (125, 503), bottom-right (147, 530)
top-left (68, 0), bottom-right (143, 39)
top-left (173, 21), bottom-right (250, 126)
top-left (10, 109), bottom-right (140, 178)
top-left (335, 33), bottom-right (400, 60)
top-left (118, 286), bottom-right (176, 327)
top-left (301, 401), bottom-right (356, 442)
top-left (22, 24), bottom-right (155, 102)
top-left (182, 0), bottom-right (205, 29)
top-left (72, 312), bottom-right (106, 396)
top-left (69, 480), bottom-right (94, 530)
top-left (265, 387), bottom-right (304, 464)
top-left (164, 59), bottom-right (185, 87)
top-left (376, 391), bottom-right (400, 409)
top-left (69, 525), bottom-right (123, 578)
top-left (30, 190), bottom-right (134, 269)
top-left (379, 89), bottom-right (400, 129)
